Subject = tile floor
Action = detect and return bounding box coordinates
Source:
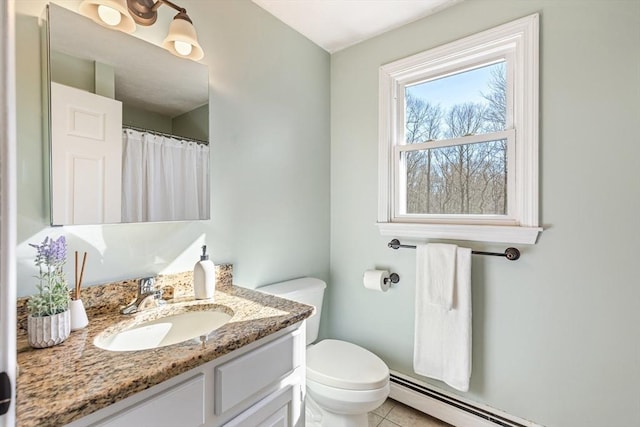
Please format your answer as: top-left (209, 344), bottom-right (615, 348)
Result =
top-left (368, 398), bottom-right (453, 427)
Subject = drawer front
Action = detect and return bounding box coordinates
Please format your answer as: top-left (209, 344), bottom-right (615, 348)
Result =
top-left (95, 374), bottom-right (205, 427)
top-left (215, 332), bottom-right (298, 415)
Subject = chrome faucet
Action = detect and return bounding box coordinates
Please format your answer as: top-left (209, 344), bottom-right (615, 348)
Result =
top-left (120, 277), bottom-right (166, 314)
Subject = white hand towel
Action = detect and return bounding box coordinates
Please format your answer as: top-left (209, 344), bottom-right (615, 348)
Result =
top-left (414, 244), bottom-right (472, 392)
top-left (417, 243), bottom-right (457, 309)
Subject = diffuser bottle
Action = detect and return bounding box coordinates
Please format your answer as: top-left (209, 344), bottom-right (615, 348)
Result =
top-left (193, 245), bottom-right (216, 300)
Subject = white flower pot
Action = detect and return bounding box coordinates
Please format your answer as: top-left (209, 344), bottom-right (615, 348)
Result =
top-left (28, 310), bottom-right (71, 348)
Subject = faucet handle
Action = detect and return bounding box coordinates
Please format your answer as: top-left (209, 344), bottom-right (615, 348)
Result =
top-left (139, 277), bottom-right (155, 295)
top-left (137, 290), bottom-right (166, 311)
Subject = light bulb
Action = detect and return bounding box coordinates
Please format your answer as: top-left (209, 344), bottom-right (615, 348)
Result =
top-left (174, 40), bottom-right (193, 56)
top-left (97, 5), bottom-right (122, 26)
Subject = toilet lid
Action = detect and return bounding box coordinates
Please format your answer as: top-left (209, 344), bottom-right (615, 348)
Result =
top-left (306, 339), bottom-right (389, 390)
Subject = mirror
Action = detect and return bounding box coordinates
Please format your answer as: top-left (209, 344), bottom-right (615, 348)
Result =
top-left (44, 4), bottom-right (210, 225)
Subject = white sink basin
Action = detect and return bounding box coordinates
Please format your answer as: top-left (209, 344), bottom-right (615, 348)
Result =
top-left (94, 306), bottom-right (233, 352)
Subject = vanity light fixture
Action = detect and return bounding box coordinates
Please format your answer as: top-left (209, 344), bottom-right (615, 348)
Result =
top-left (79, 0), bottom-right (136, 32)
top-left (79, 0), bottom-right (204, 60)
top-left (161, 10), bottom-right (204, 60)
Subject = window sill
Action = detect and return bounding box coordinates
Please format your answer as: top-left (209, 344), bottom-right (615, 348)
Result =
top-left (376, 222), bottom-right (542, 245)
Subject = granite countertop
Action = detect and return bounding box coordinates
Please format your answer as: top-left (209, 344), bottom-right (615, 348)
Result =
top-left (16, 280), bottom-right (313, 427)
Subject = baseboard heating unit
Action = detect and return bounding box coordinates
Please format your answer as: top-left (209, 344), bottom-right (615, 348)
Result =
top-left (389, 371), bottom-right (542, 427)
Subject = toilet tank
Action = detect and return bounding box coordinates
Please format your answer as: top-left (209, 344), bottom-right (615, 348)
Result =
top-left (258, 277), bottom-right (326, 345)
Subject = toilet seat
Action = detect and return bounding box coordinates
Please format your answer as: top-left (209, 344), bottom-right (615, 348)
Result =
top-left (306, 339), bottom-right (389, 391)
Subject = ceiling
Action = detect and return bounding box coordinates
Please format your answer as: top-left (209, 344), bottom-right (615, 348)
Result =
top-left (251, 0), bottom-right (463, 53)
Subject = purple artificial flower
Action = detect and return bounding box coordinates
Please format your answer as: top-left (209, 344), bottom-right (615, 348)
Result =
top-left (48, 236), bottom-right (66, 267)
top-left (29, 236), bottom-right (67, 270)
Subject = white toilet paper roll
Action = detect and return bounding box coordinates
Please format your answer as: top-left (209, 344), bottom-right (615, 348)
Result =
top-left (363, 270), bottom-right (390, 292)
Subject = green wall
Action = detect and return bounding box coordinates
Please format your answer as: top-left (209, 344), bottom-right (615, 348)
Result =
top-left (15, 0), bottom-right (330, 294)
top-left (50, 50), bottom-right (94, 91)
top-left (122, 104), bottom-right (173, 134)
top-left (329, 1), bottom-right (639, 426)
top-left (173, 104), bottom-right (209, 142)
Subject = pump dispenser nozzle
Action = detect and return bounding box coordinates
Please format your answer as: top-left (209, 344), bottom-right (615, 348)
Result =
top-left (201, 245), bottom-right (209, 261)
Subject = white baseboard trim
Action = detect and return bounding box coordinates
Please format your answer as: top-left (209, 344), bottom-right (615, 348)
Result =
top-left (389, 371), bottom-right (543, 427)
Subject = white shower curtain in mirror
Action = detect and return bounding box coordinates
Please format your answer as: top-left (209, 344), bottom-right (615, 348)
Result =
top-left (122, 129), bottom-right (210, 222)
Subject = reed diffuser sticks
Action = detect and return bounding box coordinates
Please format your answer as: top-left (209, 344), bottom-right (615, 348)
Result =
top-left (74, 250), bottom-right (87, 300)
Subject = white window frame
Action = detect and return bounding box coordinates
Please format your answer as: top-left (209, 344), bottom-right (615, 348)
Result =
top-left (377, 14), bottom-right (541, 245)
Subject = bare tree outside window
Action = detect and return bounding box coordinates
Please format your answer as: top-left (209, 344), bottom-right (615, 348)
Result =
top-left (404, 62), bottom-right (507, 215)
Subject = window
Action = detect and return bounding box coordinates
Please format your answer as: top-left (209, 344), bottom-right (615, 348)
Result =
top-left (378, 14), bottom-right (541, 244)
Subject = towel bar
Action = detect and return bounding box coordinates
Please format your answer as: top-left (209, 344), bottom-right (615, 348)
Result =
top-left (387, 239), bottom-right (520, 261)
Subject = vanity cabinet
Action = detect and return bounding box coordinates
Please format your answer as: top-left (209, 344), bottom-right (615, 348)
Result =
top-left (66, 324), bottom-right (306, 427)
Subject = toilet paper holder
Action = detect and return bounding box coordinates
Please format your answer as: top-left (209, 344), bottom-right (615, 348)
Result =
top-left (385, 273), bottom-right (400, 285)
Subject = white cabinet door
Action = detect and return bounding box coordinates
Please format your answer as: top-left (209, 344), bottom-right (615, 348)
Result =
top-left (50, 82), bottom-right (122, 225)
top-left (223, 386), bottom-right (295, 427)
top-left (95, 375), bottom-right (205, 427)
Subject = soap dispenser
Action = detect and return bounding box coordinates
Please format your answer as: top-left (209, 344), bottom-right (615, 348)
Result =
top-left (194, 245), bottom-right (216, 300)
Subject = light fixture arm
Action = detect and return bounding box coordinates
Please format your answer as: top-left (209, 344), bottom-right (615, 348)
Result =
top-left (126, 0), bottom-right (189, 26)
top-left (153, 0), bottom-right (187, 14)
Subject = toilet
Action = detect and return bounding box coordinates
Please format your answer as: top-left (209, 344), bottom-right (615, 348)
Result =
top-left (259, 278), bottom-right (390, 427)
